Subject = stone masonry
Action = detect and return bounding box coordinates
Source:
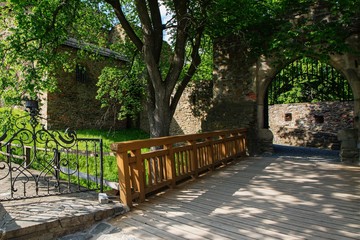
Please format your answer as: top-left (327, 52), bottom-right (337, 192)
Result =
top-left (40, 44), bottom-right (128, 130)
top-left (168, 32), bottom-right (359, 161)
top-left (269, 101), bottom-right (354, 150)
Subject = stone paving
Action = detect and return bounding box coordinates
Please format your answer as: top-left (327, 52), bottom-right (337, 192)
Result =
top-left (58, 221), bottom-right (139, 240)
top-left (0, 191), bottom-right (128, 240)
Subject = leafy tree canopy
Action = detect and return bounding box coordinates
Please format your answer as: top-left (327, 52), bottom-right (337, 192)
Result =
top-left (0, 0), bottom-right (212, 137)
top-left (0, 0), bottom-right (359, 137)
top-left (207, 0), bottom-right (360, 59)
top-left (0, 0), bottom-right (113, 105)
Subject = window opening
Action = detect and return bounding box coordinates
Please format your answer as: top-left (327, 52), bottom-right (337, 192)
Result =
top-left (285, 113), bottom-right (292, 121)
top-left (76, 64), bottom-right (88, 83)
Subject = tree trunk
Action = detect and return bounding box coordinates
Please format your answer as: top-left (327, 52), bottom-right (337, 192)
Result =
top-left (147, 88), bottom-right (172, 138)
top-left (105, 0), bottom-right (207, 138)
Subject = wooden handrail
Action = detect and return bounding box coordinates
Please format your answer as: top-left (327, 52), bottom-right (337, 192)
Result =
top-left (111, 128), bottom-right (247, 207)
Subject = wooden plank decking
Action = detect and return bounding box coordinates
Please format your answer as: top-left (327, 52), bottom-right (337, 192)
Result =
top-left (106, 155), bottom-right (360, 240)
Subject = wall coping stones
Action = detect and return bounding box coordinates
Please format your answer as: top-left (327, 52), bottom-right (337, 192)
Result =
top-left (0, 192), bottom-right (128, 240)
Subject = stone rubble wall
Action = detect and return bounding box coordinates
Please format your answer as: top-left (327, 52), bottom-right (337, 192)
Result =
top-left (269, 101), bottom-right (354, 150)
top-left (170, 81), bottom-right (213, 135)
top-left (168, 79), bottom-right (256, 137)
top-left (42, 45), bottom-right (127, 130)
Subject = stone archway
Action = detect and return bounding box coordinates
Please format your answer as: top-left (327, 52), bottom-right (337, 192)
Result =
top-left (253, 34), bottom-right (360, 163)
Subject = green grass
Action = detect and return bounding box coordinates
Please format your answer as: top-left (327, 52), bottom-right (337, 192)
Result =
top-left (76, 128), bottom-right (149, 152)
top-left (0, 107), bottom-right (150, 189)
top-left (75, 128), bottom-right (150, 184)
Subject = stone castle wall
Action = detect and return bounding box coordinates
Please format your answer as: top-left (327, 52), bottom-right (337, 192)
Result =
top-left (170, 81), bottom-right (213, 135)
top-left (203, 37), bottom-right (258, 133)
top-left (269, 101), bottom-right (354, 149)
top-left (42, 45), bottom-right (127, 130)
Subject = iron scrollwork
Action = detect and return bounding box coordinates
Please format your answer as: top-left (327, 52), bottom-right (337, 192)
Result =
top-left (0, 100), bottom-right (103, 200)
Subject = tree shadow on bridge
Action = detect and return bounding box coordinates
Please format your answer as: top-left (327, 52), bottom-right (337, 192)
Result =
top-left (124, 154), bottom-right (359, 239)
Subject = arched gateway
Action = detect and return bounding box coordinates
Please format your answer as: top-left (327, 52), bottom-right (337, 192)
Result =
top-left (264, 57), bottom-right (354, 149)
top-left (202, 34), bottom-right (360, 163)
top-left (169, 4), bottom-right (360, 164)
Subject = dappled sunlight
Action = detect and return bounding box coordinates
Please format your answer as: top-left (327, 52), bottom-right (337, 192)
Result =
top-left (108, 154), bottom-right (360, 239)
top-left (211, 205), bottom-right (265, 216)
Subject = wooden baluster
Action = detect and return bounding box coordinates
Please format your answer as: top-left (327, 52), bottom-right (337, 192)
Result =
top-left (165, 144), bottom-right (176, 188)
top-left (241, 132), bottom-right (247, 156)
top-left (145, 158), bottom-right (152, 188)
top-left (230, 133), bottom-right (237, 157)
top-left (115, 149), bottom-right (132, 207)
top-left (132, 149), bottom-right (145, 203)
top-left (234, 132), bottom-right (241, 157)
top-left (219, 135), bottom-right (227, 165)
top-left (206, 137), bottom-right (214, 171)
top-left (189, 140), bottom-right (198, 178)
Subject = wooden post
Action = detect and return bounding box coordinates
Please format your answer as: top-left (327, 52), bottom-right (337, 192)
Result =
top-left (234, 132), bottom-right (241, 156)
top-left (132, 149), bottom-right (145, 203)
top-left (219, 135), bottom-right (227, 164)
top-left (206, 137), bottom-right (214, 171)
top-left (116, 150), bottom-right (132, 207)
top-left (241, 132), bottom-right (247, 156)
top-left (189, 140), bottom-right (198, 178)
top-left (165, 144), bottom-right (176, 188)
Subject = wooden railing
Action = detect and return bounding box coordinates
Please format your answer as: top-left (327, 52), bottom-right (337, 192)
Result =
top-left (110, 128), bottom-right (247, 207)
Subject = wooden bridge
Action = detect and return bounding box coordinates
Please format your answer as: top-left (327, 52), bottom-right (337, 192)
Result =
top-left (107, 130), bottom-right (360, 240)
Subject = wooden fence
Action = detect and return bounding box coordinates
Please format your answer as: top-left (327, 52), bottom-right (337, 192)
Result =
top-left (111, 129), bottom-right (247, 207)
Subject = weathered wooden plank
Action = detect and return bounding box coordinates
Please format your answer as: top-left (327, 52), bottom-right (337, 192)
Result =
top-left (129, 205), bottom-right (290, 240)
top-left (109, 216), bottom-right (186, 240)
top-left (124, 208), bottom-right (235, 240)
top-left (183, 173), bottom-right (360, 219)
top-left (147, 160), bottom-right (357, 238)
top-left (187, 179), bottom-right (360, 213)
top-left (142, 201), bottom-right (304, 240)
top-left (109, 155), bottom-right (359, 240)
top-left (135, 203), bottom-right (256, 240)
top-left (153, 193), bottom-right (359, 240)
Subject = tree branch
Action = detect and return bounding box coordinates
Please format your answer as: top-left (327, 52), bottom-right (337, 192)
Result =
top-left (170, 25), bottom-right (205, 114)
top-left (164, 0), bottom-right (189, 94)
top-left (104, 0), bottom-right (143, 51)
top-left (148, 0), bottom-right (163, 62)
top-left (135, 0), bottom-right (163, 92)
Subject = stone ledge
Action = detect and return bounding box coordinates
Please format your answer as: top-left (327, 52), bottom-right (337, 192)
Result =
top-left (0, 192), bottom-right (128, 240)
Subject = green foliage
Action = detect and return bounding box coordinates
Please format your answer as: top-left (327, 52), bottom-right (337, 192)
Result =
top-left (96, 66), bottom-right (145, 120)
top-left (187, 35), bottom-right (213, 82)
top-left (0, 107), bottom-right (30, 133)
top-left (207, 0), bottom-right (360, 59)
top-left (76, 128), bottom-right (149, 152)
top-left (75, 128), bottom-right (150, 182)
top-left (0, 0), bottom-right (112, 106)
top-left (1, 0), bottom-right (358, 138)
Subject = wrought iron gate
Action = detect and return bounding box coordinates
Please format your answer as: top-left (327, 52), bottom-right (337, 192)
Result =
top-left (264, 57), bottom-right (354, 128)
top-left (267, 57), bottom-right (354, 105)
top-left (0, 100), bottom-right (103, 200)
